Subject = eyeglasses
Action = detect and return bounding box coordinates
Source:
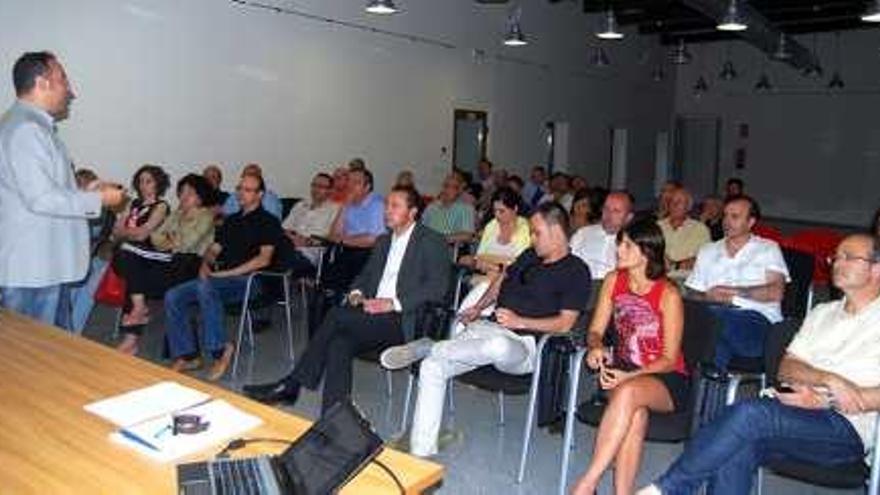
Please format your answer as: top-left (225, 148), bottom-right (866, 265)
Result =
top-left (827, 253), bottom-right (877, 265)
top-left (235, 186), bottom-right (260, 193)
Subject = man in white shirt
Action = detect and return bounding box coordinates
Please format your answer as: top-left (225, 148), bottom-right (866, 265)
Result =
top-left (657, 186), bottom-right (710, 276)
top-left (570, 191), bottom-right (634, 280)
top-left (0, 52), bottom-right (123, 328)
top-left (279, 172), bottom-right (340, 276)
top-left (243, 186), bottom-right (451, 414)
top-left (640, 234), bottom-right (880, 495)
top-left (685, 195), bottom-right (789, 370)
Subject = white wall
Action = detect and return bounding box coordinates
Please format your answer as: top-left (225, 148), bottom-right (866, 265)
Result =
top-left (673, 30), bottom-right (880, 226)
top-left (0, 0), bottom-right (674, 201)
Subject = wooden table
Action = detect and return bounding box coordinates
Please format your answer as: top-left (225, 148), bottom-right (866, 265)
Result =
top-left (0, 310), bottom-right (443, 494)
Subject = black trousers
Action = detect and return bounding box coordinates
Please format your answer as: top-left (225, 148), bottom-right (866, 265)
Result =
top-left (287, 306), bottom-right (403, 414)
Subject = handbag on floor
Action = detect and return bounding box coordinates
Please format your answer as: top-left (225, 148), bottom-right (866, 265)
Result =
top-left (95, 264), bottom-right (126, 307)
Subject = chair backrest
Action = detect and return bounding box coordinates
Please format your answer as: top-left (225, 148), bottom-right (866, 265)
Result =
top-left (681, 299), bottom-right (721, 371)
top-left (781, 247), bottom-right (815, 319)
top-left (280, 197), bottom-right (301, 220)
top-left (763, 317), bottom-right (803, 385)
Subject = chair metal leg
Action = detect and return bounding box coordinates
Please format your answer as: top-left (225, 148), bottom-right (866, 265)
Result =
top-left (725, 375), bottom-right (742, 405)
top-left (281, 274), bottom-right (294, 361)
top-left (231, 277), bottom-right (255, 379)
top-left (112, 307), bottom-right (123, 340)
top-left (558, 349), bottom-right (586, 495)
top-left (755, 467), bottom-right (764, 495)
top-left (517, 335), bottom-right (550, 483)
top-left (497, 391), bottom-right (505, 426)
top-left (447, 380), bottom-right (455, 414)
top-left (869, 416), bottom-right (880, 495)
top-left (385, 369), bottom-right (394, 398)
top-left (396, 372), bottom-right (415, 435)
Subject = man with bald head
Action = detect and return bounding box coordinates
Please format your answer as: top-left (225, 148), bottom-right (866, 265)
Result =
top-left (202, 164), bottom-right (229, 207)
top-left (640, 233), bottom-right (880, 495)
top-left (221, 163), bottom-right (283, 220)
top-left (570, 191), bottom-right (634, 280)
top-left (657, 186), bottom-right (710, 276)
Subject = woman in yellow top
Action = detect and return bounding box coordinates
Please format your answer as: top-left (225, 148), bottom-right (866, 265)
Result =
top-left (455, 187), bottom-right (531, 333)
top-left (115, 174), bottom-right (215, 354)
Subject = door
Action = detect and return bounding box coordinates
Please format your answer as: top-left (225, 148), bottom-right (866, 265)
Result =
top-left (453, 109), bottom-right (488, 174)
top-left (673, 116), bottom-right (720, 199)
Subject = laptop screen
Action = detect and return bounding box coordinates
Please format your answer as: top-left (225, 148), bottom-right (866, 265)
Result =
top-left (278, 401), bottom-right (384, 495)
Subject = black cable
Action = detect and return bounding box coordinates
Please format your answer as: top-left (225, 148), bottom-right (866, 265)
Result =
top-left (371, 457), bottom-right (405, 495)
top-left (215, 437), bottom-right (294, 458)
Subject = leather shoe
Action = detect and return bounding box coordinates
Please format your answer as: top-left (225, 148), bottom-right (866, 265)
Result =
top-left (243, 379), bottom-right (300, 405)
top-left (207, 343), bottom-right (234, 381)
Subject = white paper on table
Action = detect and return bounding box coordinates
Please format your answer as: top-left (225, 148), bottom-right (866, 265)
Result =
top-left (110, 399), bottom-right (263, 462)
top-left (84, 381), bottom-right (211, 427)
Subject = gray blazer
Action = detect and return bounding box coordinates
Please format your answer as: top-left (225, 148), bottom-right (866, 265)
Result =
top-left (351, 223), bottom-right (452, 341)
top-left (0, 101), bottom-right (101, 287)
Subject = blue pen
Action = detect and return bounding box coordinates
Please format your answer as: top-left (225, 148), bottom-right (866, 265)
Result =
top-left (120, 428), bottom-right (162, 452)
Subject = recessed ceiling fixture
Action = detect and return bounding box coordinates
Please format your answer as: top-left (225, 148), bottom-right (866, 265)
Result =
top-left (651, 66), bottom-right (665, 82)
top-left (670, 39), bottom-right (692, 65)
top-left (717, 0), bottom-right (748, 31)
top-left (365, 0), bottom-right (399, 15)
top-left (596, 8), bottom-right (624, 40)
top-left (693, 76), bottom-right (709, 96)
top-left (771, 33), bottom-right (792, 61)
top-left (591, 46), bottom-right (611, 67)
top-left (504, 7), bottom-right (528, 47)
top-left (862, 0), bottom-right (880, 22)
top-left (719, 42), bottom-right (738, 80)
top-left (754, 73), bottom-right (772, 92)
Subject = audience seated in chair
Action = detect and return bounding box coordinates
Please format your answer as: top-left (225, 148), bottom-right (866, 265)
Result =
top-left (638, 233), bottom-right (880, 495)
top-left (202, 164), bottom-right (229, 214)
top-left (279, 172), bottom-right (340, 278)
top-left (699, 194), bottom-right (724, 241)
top-left (114, 174), bottom-right (215, 354)
top-left (110, 165), bottom-right (171, 346)
top-left (570, 191), bottom-right (634, 281)
top-left (571, 219), bottom-right (686, 495)
top-left (243, 186), bottom-right (451, 414)
top-left (421, 172), bottom-right (476, 245)
top-left (456, 186), bottom-right (531, 323)
top-left (656, 186), bottom-right (710, 278)
top-left (379, 202), bottom-right (592, 457)
top-left (221, 163), bottom-right (282, 220)
top-left (164, 174), bottom-right (282, 380)
top-left (539, 172), bottom-right (574, 212)
top-left (685, 195), bottom-right (789, 371)
top-left (522, 165), bottom-right (547, 209)
top-left (569, 188), bottom-right (595, 233)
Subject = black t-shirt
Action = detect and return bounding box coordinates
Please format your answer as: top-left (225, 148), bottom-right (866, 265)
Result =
top-left (215, 207), bottom-right (283, 269)
top-left (497, 248), bottom-right (592, 319)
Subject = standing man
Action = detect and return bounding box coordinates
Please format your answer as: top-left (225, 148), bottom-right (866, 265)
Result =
top-left (244, 186), bottom-right (451, 414)
top-left (0, 52), bottom-right (123, 328)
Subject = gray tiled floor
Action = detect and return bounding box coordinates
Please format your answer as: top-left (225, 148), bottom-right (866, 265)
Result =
top-left (82, 298), bottom-right (861, 495)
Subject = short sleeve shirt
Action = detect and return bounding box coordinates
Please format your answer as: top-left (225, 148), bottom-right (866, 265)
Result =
top-left (342, 192), bottom-right (385, 238)
top-left (215, 207), bottom-right (283, 270)
top-left (570, 224), bottom-right (617, 280)
top-left (421, 200), bottom-right (475, 236)
top-left (685, 235), bottom-right (790, 322)
top-left (657, 217), bottom-right (711, 263)
top-left (497, 249), bottom-right (592, 319)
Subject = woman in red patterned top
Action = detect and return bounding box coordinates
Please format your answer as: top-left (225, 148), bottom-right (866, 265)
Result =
top-left (572, 219), bottom-right (686, 495)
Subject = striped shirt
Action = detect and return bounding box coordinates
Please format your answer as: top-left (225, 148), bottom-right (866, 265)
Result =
top-left (421, 200), bottom-right (475, 236)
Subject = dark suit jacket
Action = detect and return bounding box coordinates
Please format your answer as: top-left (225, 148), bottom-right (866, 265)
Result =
top-left (351, 223), bottom-right (452, 341)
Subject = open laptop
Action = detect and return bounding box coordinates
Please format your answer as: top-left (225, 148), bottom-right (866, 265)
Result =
top-left (177, 401), bottom-right (384, 495)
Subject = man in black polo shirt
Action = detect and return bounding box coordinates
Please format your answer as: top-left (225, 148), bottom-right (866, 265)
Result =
top-left (380, 202), bottom-right (592, 457)
top-left (164, 174), bottom-right (282, 380)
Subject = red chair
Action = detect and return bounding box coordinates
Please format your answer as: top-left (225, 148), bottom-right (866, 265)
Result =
top-left (785, 228), bottom-right (845, 285)
top-left (753, 223), bottom-right (785, 244)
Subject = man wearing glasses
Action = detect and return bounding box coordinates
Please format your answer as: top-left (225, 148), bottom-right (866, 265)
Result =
top-left (164, 174), bottom-right (282, 380)
top-left (685, 195), bottom-right (789, 370)
top-left (640, 233), bottom-right (880, 495)
top-left (279, 172), bottom-right (340, 277)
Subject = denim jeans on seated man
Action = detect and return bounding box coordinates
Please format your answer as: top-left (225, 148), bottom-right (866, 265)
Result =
top-left (164, 275), bottom-right (258, 359)
top-left (1, 285), bottom-right (68, 329)
top-left (707, 304), bottom-right (772, 370)
top-left (654, 398), bottom-right (863, 495)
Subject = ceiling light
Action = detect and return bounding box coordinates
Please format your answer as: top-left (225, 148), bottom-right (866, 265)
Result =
top-left (596, 9), bottom-right (624, 40)
top-left (862, 0), bottom-right (880, 22)
top-left (365, 0), bottom-right (399, 15)
top-left (717, 0), bottom-right (748, 31)
top-left (803, 63), bottom-right (824, 79)
top-left (693, 76), bottom-right (709, 96)
top-left (720, 60), bottom-right (738, 80)
top-left (828, 71), bottom-right (845, 90)
top-left (754, 73), bottom-right (772, 92)
top-left (591, 46), bottom-right (610, 67)
top-left (670, 39), bottom-right (692, 65)
top-left (771, 33), bottom-right (792, 60)
top-left (651, 66), bottom-right (665, 82)
top-left (503, 7), bottom-right (528, 47)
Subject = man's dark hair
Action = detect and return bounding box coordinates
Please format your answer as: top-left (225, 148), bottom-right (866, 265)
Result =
top-left (391, 185), bottom-right (424, 219)
top-left (315, 172), bottom-right (333, 188)
top-left (724, 194), bottom-right (761, 221)
top-left (618, 219), bottom-right (667, 280)
top-left (491, 186), bottom-right (520, 212)
top-left (726, 177), bottom-right (744, 189)
top-left (351, 167), bottom-right (373, 192)
top-left (348, 157), bottom-right (366, 171)
top-left (507, 174), bottom-right (524, 189)
top-left (532, 201), bottom-right (570, 238)
top-left (550, 171), bottom-right (569, 182)
top-left (12, 51), bottom-right (55, 96)
top-left (176, 173), bottom-right (213, 206)
top-left (131, 164), bottom-right (171, 199)
top-left (241, 172), bottom-right (266, 193)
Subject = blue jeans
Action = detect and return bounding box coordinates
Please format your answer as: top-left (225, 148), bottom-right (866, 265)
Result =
top-left (69, 257), bottom-right (109, 334)
top-left (708, 305), bottom-right (771, 370)
top-left (656, 399), bottom-right (864, 495)
top-left (1, 284), bottom-right (70, 330)
top-left (164, 275), bottom-right (255, 358)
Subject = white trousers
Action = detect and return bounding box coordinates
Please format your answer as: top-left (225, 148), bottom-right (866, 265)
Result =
top-left (409, 319), bottom-right (537, 456)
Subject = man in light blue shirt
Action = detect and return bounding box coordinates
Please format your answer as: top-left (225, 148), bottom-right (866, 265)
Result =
top-left (0, 52), bottom-right (124, 328)
top-left (221, 163), bottom-right (283, 220)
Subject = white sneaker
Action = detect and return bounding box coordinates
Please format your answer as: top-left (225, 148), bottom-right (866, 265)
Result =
top-left (380, 337), bottom-right (435, 370)
top-left (635, 484), bottom-right (662, 495)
